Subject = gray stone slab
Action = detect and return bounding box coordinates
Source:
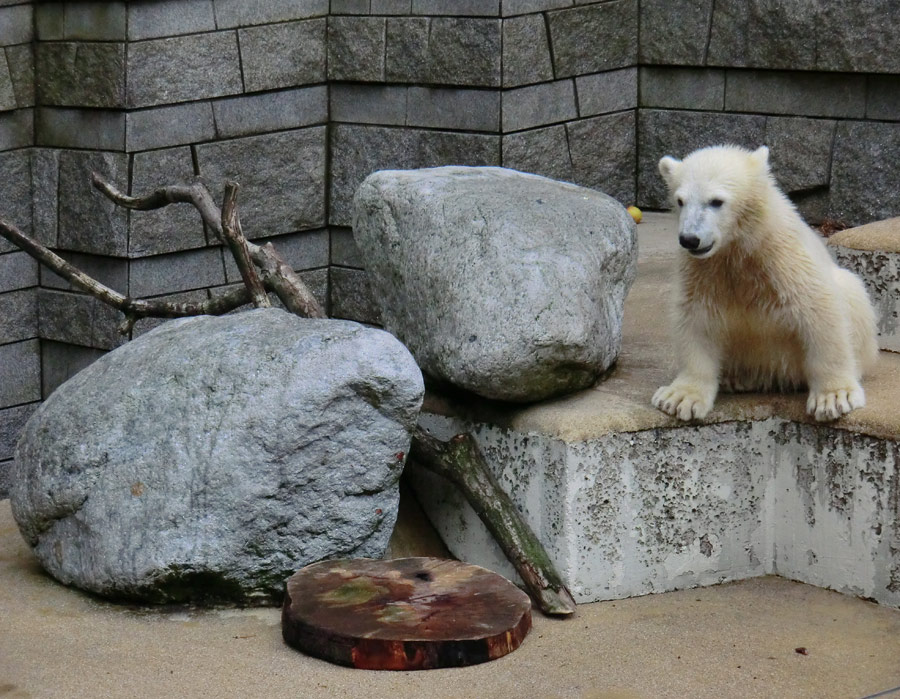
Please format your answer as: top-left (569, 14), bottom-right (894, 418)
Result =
top-left (830, 121), bottom-right (900, 227)
top-left (129, 147), bottom-right (206, 258)
top-left (196, 127), bottom-right (327, 239)
top-left (501, 125), bottom-right (573, 184)
top-left (384, 18), bottom-right (429, 83)
top-left (328, 124), bottom-right (501, 226)
top-left (239, 18), bottom-right (326, 92)
top-left (639, 0), bottom-right (711, 65)
top-left (816, 1), bottom-right (900, 73)
top-left (0, 109), bottom-right (31, 152)
top-left (128, 0), bottom-right (216, 41)
top-left (35, 108), bottom-right (125, 151)
top-left (329, 84), bottom-right (407, 125)
top-left (31, 148), bottom-right (58, 247)
top-left (764, 117), bottom-right (835, 194)
top-left (125, 102), bottom-right (216, 152)
top-left (57, 150), bottom-right (129, 256)
top-left (0, 5), bottom-right (32, 46)
top-left (59, 2), bottom-right (127, 41)
top-left (38, 289), bottom-right (125, 350)
top-left (5, 44), bottom-right (34, 109)
top-left (35, 42), bottom-right (126, 108)
top-left (128, 248), bottom-right (227, 298)
top-left (127, 32), bottom-right (242, 109)
top-left (330, 227), bottom-right (363, 268)
top-left (213, 0), bottom-right (328, 27)
top-left (502, 13), bottom-right (553, 88)
top-left (567, 110), bottom-right (636, 204)
top-left (501, 0), bottom-right (571, 16)
top-left (213, 86), bottom-right (328, 139)
top-left (327, 16), bottom-right (386, 82)
top-left (502, 79), bottom-right (577, 132)
top-left (0, 339), bottom-right (39, 408)
top-left (39, 252), bottom-right (127, 293)
top-left (0, 289), bottom-right (37, 344)
top-left (371, 0), bottom-right (411, 14)
top-left (0, 149), bottom-right (32, 245)
top-left (867, 76), bottom-right (900, 122)
top-left (223, 229), bottom-right (329, 283)
top-left (577, 67), bottom-right (638, 116)
top-left (330, 266), bottom-right (381, 324)
top-left (299, 267), bottom-right (328, 314)
top-left (725, 70), bottom-right (866, 119)
top-left (331, 0), bottom-right (370, 12)
top-left (639, 67), bottom-right (724, 111)
top-left (637, 109), bottom-right (766, 208)
top-left (425, 17), bottom-right (501, 86)
top-left (34, 3), bottom-right (64, 41)
top-left (0, 402), bottom-right (37, 463)
top-left (411, 0), bottom-right (499, 15)
top-left (0, 52), bottom-right (16, 112)
top-left (40, 340), bottom-right (107, 399)
top-left (547, 0), bottom-right (637, 78)
top-left (707, 1), bottom-right (817, 71)
top-left (0, 252), bottom-right (37, 293)
top-left (407, 87), bottom-right (499, 132)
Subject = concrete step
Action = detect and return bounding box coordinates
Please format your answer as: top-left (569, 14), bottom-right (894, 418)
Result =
top-left (409, 212), bottom-right (900, 608)
top-left (828, 216), bottom-right (900, 352)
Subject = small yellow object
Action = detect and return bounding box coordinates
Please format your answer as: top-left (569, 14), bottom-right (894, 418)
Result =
top-left (626, 205), bottom-right (643, 224)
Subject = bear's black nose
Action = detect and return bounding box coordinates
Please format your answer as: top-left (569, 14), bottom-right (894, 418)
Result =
top-left (679, 234), bottom-right (701, 250)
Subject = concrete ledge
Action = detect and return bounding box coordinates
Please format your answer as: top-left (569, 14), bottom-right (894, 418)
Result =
top-left (410, 213), bottom-right (900, 608)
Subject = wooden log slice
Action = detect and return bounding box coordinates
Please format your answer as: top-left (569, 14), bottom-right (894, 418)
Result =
top-left (282, 557), bottom-right (532, 670)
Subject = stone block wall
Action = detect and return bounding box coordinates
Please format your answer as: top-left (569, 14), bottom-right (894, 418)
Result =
top-left (0, 1), bottom-right (38, 494)
top-left (1, 0), bottom-right (899, 495)
top-left (638, 1), bottom-right (900, 226)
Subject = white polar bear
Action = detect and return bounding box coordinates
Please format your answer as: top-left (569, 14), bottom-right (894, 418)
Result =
top-left (651, 144), bottom-right (879, 422)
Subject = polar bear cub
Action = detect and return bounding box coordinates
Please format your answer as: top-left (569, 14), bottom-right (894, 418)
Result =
top-left (652, 144), bottom-right (878, 422)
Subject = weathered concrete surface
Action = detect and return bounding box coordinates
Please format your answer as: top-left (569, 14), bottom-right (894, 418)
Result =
top-left (2, 499), bottom-right (899, 699)
top-left (410, 212), bottom-right (900, 608)
top-left (829, 218), bottom-right (900, 352)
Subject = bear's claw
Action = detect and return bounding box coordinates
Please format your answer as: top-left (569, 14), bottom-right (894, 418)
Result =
top-left (806, 385), bottom-right (865, 421)
top-left (652, 383), bottom-right (714, 421)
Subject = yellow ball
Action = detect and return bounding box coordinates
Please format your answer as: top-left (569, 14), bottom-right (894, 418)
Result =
top-left (626, 205), bottom-right (642, 224)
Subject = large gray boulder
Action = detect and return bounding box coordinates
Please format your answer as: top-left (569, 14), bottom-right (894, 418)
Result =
top-left (10, 309), bottom-right (424, 605)
top-left (353, 166), bottom-right (637, 402)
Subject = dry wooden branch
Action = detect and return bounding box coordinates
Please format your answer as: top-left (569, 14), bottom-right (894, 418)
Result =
top-left (410, 426), bottom-right (577, 616)
top-left (0, 218), bottom-right (254, 336)
top-left (91, 173), bottom-right (326, 319)
top-left (221, 182), bottom-right (270, 309)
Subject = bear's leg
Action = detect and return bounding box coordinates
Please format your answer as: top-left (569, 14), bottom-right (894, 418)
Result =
top-left (834, 267), bottom-right (879, 374)
top-left (799, 297), bottom-right (866, 421)
top-left (652, 327), bottom-right (720, 420)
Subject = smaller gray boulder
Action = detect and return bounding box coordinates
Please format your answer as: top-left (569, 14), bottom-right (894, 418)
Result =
top-left (11, 309), bottom-right (424, 604)
top-left (353, 166), bottom-right (637, 402)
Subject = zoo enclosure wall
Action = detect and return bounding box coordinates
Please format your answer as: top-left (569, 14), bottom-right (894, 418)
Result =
top-left (0, 0), bottom-right (898, 495)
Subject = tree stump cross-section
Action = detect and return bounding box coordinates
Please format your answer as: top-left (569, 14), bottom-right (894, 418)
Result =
top-left (282, 557), bottom-right (532, 670)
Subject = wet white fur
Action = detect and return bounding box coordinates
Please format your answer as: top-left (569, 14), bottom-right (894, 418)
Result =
top-left (652, 145), bottom-right (879, 422)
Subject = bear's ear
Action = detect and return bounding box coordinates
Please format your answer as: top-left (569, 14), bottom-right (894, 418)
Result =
top-left (658, 156), bottom-right (681, 185)
top-left (750, 145), bottom-right (770, 171)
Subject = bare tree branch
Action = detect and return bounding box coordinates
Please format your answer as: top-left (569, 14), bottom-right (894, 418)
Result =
top-left (221, 182), bottom-right (270, 309)
top-left (91, 173), bottom-right (326, 319)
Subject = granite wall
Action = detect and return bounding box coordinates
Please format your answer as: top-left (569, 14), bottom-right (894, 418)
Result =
top-left (0, 0), bottom-right (898, 494)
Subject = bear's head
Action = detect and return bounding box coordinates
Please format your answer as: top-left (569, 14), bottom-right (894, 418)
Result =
top-left (658, 145), bottom-right (771, 259)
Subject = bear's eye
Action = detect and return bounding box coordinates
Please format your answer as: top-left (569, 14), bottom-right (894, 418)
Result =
top-left (676, 197), bottom-right (684, 207)
top-left (709, 198), bottom-right (724, 208)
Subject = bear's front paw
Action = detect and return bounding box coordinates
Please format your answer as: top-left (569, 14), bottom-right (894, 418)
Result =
top-left (805, 383), bottom-right (865, 421)
top-left (652, 382), bottom-right (714, 421)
